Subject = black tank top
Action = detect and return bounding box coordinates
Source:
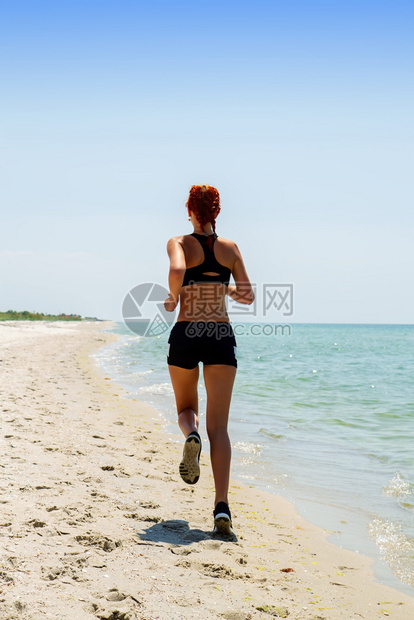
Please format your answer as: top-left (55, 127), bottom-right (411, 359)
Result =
top-left (182, 233), bottom-right (231, 287)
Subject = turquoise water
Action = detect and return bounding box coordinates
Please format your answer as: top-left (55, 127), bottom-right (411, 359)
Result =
top-left (94, 323), bottom-right (414, 594)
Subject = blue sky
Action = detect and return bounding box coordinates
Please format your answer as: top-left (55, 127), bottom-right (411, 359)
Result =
top-left (1, 0), bottom-right (413, 322)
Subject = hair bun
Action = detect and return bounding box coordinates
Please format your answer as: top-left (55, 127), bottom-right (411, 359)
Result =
top-left (186, 185), bottom-right (221, 234)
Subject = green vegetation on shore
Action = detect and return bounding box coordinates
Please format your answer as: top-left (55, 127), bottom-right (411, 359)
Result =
top-left (0, 310), bottom-right (98, 321)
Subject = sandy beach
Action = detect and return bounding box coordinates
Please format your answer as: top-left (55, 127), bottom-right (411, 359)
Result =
top-left (1, 321), bottom-right (413, 620)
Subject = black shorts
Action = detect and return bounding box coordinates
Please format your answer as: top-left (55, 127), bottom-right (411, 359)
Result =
top-left (167, 322), bottom-right (237, 369)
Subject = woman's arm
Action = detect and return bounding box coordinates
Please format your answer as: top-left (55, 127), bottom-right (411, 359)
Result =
top-left (227, 243), bottom-right (255, 305)
top-left (164, 237), bottom-right (186, 312)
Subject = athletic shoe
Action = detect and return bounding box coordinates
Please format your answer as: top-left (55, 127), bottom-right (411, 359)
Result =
top-left (213, 501), bottom-right (233, 536)
top-left (179, 432), bottom-right (201, 485)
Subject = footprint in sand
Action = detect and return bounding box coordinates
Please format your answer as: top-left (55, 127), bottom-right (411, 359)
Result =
top-left (27, 519), bottom-right (47, 528)
top-left (41, 563), bottom-right (86, 583)
top-left (41, 566), bottom-right (65, 581)
top-left (170, 546), bottom-right (194, 556)
top-left (89, 589), bottom-right (142, 620)
top-left (139, 501), bottom-right (160, 509)
top-left (0, 570), bottom-right (14, 585)
top-left (174, 559), bottom-right (249, 580)
top-left (74, 533), bottom-right (122, 552)
top-left (124, 512), bottom-right (162, 523)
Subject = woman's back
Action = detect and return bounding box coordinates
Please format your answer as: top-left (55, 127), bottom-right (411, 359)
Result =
top-left (171, 233), bottom-right (242, 322)
top-left (181, 233), bottom-right (236, 272)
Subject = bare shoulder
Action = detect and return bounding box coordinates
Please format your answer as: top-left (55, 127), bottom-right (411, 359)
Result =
top-left (216, 235), bottom-right (236, 247)
top-left (216, 236), bottom-right (242, 256)
top-left (167, 235), bottom-right (186, 244)
top-left (166, 236), bottom-right (187, 263)
top-left (166, 235), bottom-right (186, 249)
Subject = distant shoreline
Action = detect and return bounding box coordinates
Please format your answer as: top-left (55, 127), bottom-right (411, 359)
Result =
top-left (0, 310), bottom-right (102, 321)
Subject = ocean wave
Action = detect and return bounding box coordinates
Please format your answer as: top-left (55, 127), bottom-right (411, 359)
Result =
top-left (368, 517), bottom-right (414, 587)
top-left (258, 429), bottom-right (287, 442)
top-left (383, 473), bottom-right (413, 499)
top-left (138, 383), bottom-right (174, 396)
top-left (130, 369), bottom-right (154, 378)
top-left (233, 441), bottom-right (262, 454)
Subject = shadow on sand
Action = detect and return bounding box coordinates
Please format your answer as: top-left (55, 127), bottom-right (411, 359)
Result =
top-left (138, 519), bottom-right (238, 545)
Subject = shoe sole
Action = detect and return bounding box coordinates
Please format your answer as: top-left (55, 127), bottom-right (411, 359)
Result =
top-left (213, 514), bottom-right (233, 536)
top-left (179, 436), bottom-right (201, 485)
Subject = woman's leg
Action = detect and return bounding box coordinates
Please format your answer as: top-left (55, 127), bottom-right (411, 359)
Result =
top-left (169, 364), bottom-right (202, 485)
top-left (203, 364), bottom-right (236, 507)
top-left (168, 365), bottom-right (200, 437)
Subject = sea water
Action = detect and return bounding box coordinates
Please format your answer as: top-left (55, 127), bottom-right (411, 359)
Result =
top-left (94, 322), bottom-right (414, 595)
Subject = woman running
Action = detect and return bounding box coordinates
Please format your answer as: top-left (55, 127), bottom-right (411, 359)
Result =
top-left (164, 184), bottom-right (254, 535)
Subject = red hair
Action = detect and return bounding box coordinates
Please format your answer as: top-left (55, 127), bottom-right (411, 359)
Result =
top-left (186, 185), bottom-right (221, 236)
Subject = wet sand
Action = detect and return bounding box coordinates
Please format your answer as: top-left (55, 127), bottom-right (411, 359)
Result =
top-left (1, 320), bottom-right (413, 619)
